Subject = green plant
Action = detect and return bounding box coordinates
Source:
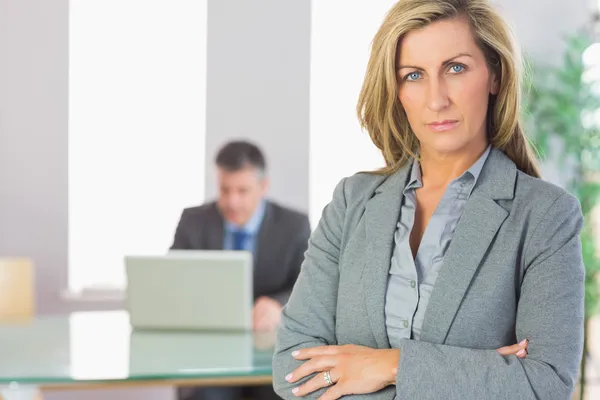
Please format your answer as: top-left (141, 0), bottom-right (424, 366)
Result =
top-left (524, 33), bottom-right (600, 400)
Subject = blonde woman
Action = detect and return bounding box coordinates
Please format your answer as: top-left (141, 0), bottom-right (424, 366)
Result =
top-left (272, 0), bottom-right (584, 399)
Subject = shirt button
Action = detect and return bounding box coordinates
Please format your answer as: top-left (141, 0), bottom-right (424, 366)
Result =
top-left (410, 280), bottom-right (416, 288)
top-left (403, 320), bottom-right (409, 328)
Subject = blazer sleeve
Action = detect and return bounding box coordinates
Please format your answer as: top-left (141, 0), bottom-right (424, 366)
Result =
top-left (170, 209), bottom-right (191, 250)
top-left (269, 215), bottom-right (311, 306)
top-left (395, 192), bottom-right (585, 400)
top-left (272, 179), bottom-right (347, 399)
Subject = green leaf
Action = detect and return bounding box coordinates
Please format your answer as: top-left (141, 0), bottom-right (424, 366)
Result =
top-left (524, 32), bottom-right (600, 321)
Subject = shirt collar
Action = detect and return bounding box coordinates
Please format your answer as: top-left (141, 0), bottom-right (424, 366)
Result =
top-left (404, 145), bottom-right (492, 194)
top-left (225, 199), bottom-right (266, 235)
top-left (465, 144), bottom-right (491, 186)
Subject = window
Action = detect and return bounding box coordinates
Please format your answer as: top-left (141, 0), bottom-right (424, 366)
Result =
top-left (68, 0), bottom-right (207, 292)
top-left (309, 1), bottom-right (392, 227)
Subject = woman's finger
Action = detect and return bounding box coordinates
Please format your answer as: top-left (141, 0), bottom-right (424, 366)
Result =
top-left (516, 348), bottom-right (528, 359)
top-left (318, 381), bottom-right (345, 400)
top-left (287, 356), bottom-right (336, 383)
top-left (292, 370), bottom-right (339, 397)
top-left (496, 342), bottom-right (524, 356)
top-left (292, 346), bottom-right (341, 360)
top-left (496, 339), bottom-right (528, 356)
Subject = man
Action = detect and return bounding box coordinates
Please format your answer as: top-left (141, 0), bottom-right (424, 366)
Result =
top-left (172, 140), bottom-right (311, 400)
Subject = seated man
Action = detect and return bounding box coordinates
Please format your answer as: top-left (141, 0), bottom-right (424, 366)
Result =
top-left (172, 140), bottom-right (311, 400)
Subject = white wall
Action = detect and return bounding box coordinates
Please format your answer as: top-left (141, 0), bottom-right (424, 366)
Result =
top-left (494, 0), bottom-right (591, 63)
top-left (204, 0), bottom-right (311, 214)
top-left (0, 0), bottom-right (69, 315)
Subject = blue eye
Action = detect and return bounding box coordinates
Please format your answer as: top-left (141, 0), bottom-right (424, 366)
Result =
top-left (450, 64), bottom-right (464, 73)
top-left (405, 72), bottom-right (421, 81)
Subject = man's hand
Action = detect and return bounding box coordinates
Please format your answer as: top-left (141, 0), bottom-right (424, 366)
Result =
top-left (254, 329), bottom-right (278, 350)
top-left (253, 296), bottom-right (282, 332)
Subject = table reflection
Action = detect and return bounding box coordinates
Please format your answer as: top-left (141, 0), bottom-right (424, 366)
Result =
top-left (0, 310), bottom-right (272, 385)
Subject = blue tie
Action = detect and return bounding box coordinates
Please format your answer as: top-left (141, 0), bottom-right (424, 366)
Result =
top-left (232, 230), bottom-right (249, 251)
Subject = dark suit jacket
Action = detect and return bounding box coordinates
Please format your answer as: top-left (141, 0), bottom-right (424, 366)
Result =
top-left (170, 200), bottom-right (311, 306)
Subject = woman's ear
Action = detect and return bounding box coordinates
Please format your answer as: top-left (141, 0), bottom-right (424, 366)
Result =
top-left (490, 73), bottom-right (500, 95)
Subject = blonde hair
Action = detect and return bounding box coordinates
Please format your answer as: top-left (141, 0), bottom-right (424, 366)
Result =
top-left (357, 0), bottom-right (540, 177)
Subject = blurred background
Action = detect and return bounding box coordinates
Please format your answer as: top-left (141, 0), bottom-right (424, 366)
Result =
top-left (0, 0), bottom-right (599, 399)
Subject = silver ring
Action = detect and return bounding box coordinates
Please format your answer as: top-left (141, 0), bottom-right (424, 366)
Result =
top-left (324, 370), bottom-right (333, 386)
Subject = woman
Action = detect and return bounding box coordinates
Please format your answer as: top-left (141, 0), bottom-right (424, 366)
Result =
top-left (272, 0), bottom-right (584, 399)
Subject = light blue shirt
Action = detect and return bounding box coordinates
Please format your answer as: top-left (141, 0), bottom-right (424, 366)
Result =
top-left (223, 200), bottom-right (266, 255)
top-left (385, 146), bottom-right (491, 346)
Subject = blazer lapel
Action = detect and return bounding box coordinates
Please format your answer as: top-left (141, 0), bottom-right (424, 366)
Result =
top-left (419, 148), bottom-right (516, 344)
top-left (363, 164), bottom-right (411, 349)
top-left (418, 193), bottom-right (508, 343)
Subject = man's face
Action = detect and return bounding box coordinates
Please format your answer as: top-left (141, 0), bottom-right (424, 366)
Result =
top-left (217, 166), bottom-right (268, 226)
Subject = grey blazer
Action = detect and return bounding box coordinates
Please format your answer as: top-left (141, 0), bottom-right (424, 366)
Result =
top-left (272, 148), bottom-right (585, 400)
top-left (170, 200), bottom-right (311, 305)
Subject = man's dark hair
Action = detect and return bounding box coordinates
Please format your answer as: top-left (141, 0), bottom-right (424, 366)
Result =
top-left (215, 140), bottom-right (266, 175)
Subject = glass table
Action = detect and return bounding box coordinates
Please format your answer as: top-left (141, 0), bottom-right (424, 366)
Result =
top-left (0, 311), bottom-right (274, 399)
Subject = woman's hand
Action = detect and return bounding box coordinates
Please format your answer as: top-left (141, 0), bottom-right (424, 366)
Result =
top-left (284, 340), bottom-right (528, 399)
top-left (496, 339), bottom-right (529, 359)
top-left (285, 344), bottom-right (399, 399)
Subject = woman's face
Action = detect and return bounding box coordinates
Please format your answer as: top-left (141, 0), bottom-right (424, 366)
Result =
top-left (397, 17), bottom-right (499, 158)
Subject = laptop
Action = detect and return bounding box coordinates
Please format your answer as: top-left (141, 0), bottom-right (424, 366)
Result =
top-left (124, 250), bottom-right (253, 331)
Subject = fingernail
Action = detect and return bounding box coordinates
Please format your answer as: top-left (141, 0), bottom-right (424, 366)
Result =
top-left (517, 349), bottom-right (526, 356)
top-left (285, 374), bottom-right (292, 382)
top-left (292, 388), bottom-right (299, 395)
top-left (292, 351), bottom-right (299, 357)
top-left (519, 339), bottom-right (527, 346)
